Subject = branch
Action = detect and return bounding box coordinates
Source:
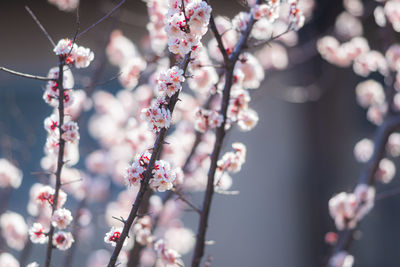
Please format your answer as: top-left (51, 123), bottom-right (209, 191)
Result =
top-left (76, 0), bottom-right (126, 39)
top-left (107, 53), bottom-right (192, 267)
top-left (326, 113), bottom-right (400, 266)
top-left (0, 67), bottom-right (54, 81)
top-left (204, 0), bottom-right (230, 68)
top-left (246, 27), bottom-right (291, 50)
top-left (44, 58), bottom-right (66, 267)
top-left (172, 188), bottom-right (201, 214)
top-left (191, 1), bottom-right (262, 266)
top-left (25, 6), bottom-right (56, 47)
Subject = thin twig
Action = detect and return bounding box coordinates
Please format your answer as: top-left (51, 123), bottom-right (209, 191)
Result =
top-left (0, 67), bottom-right (54, 81)
top-left (76, 0), bottom-right (126, 39)
top-left (247, 27), bottom-right (291, 49)
top-left (25, 6), bottom-right (56, 47)
top-left (172, 188), bottom-right (201, 214)
top-left (61, 178), bottom-right (83, 186)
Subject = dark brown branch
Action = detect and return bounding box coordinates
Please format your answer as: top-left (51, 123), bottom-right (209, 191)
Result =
top-left (25, 6), bottom-right (56, 47)
top-left (191, 1), bottom-right (261, 266)
top-left (0, 67), bottom-right (53, 81)
top-left (76, 0), bottom-right (126, 39)
top-left (204, 0), bottom-right (230, 68)
top-left (44, 57), bottom-right (66, 267)
top-left (326, 113), bottom-right (400, 266)
top-left (107, 53), bottom-right (192, 267)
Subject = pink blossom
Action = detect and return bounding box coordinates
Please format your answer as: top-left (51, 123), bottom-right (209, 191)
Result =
top-left (61, 121), bottom-right (80, 143)
top-left (29, 223), bottom-right (48, 244)
top-left (104, 227), bottom-right (127, 247)
top-left (51, 208), bottom-right (73, 229)
top-left (53, 231), bottom-right (74, 250)
top-left (238, 108), bottom-right (259, 131)
top-left (150, 160), bottom-right (177, 192)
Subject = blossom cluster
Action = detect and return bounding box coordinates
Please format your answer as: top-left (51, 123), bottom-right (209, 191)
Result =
top-left (27, 184), bottom-right (75, 250)
top-left (217, 142), bottom-right (247, 174)
top-left (150, 160), bottom-right (177, 192)
top-left (124, 151), bottom-right (178, 193)
top-left (0, 212), bottom-right (28, 250)
top-left (141, 66), bottom-right (186, 133)
top-left (54, 38), bottom-right (94, 68)
top-left (328, 184), bottom-right (375, 230)
top-left (194, 107), bottom-right (223, 133)
top-left (165, 0), bottom-right (212, 55)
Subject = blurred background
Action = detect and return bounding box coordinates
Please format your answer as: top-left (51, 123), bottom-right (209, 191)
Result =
top-left (1, 0), bottom-right (400, 266)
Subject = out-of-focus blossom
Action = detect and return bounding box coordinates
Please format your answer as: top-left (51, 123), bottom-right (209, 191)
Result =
top-left (0, 211), bottom-right (28, 250)
top-left (375, 158), bottom-right (396, 184)
top-left (353, 138), bottom-right (374, 163)
top-left (0, 253), bottom-right (19, 267)
top-left (387, 133), bottom-right (400, 157)
top-left (329, 251), bottom-right (354, 267)
top-left (335, 12), bottom-right (363, 39)
top-left (154, 239), bottom-right (182, 266)
top-left (355, 80), bottom-right (385, 108)
top-left (48, 0), bottom-right (79, 12)
top-left (0, 159), bottom-right (22, 189)
top-left (329, 184), bottom-right (375, 230)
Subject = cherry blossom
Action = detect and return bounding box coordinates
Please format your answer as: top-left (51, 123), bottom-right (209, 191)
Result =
top-left (51, 208), bottom-right (73, 229)
top-left (53, 231), bottom-right (74, 250)
top-left (104, 227), bottom-right (127, 247)
top-left (29, 223), bottom-right (48, 244)
top-left (150, 160), bottom-right (177, 192)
